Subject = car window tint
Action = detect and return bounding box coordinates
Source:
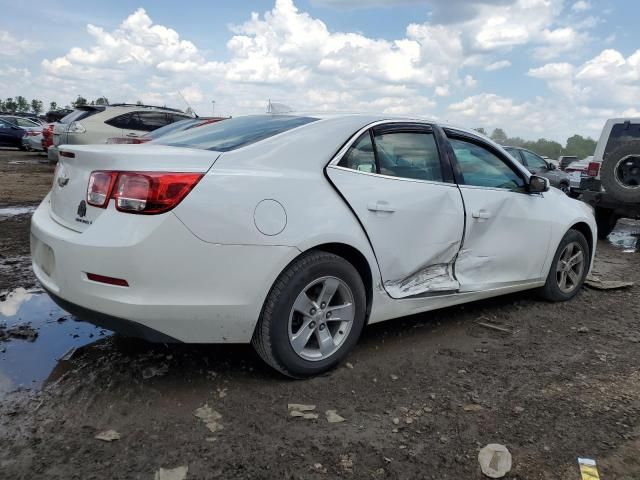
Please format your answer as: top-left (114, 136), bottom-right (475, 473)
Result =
top-left (105, 113), bottom-right (134, 129)
top-left (338, 132), bottom-right (376, 173)
top-left (604, 122), bottom-right (640, 159)
top-left (503, 147), bottom-right (523, 163)
top-left (16, 118), bottom-right (38, 128)
top-left (449, 138), bottom-right (526, 191)
top-left (154, 115), bottom-right (319, 152)
top-left (521, 150), bottom-right (548, 170)
top-left (137, 111), bottom-right (170, 131)
top-left (374, 131), bottom-right (442, 182)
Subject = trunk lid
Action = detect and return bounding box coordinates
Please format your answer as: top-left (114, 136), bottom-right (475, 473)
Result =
top-left (50, 144), bottom-right (219, 232)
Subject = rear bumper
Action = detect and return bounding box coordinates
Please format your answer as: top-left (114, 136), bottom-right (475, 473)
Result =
top-left (30, 196), bottom-right (300, 343)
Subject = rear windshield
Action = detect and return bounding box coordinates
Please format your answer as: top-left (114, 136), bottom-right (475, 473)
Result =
top-left (604, 122), bottom-right (640, 159)
top-left (60, 107), bottom-right (105, 124)
top-left (153, 115), bottom-right (319, 152)
top-left (146, 118), bottom-right (201, 139)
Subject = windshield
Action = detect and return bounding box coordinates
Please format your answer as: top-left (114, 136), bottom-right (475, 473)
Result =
top-left (153, 115), bottom-right (319, 152)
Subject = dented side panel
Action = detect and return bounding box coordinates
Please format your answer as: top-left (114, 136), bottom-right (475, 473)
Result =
top-left (455, 186), bottom-right (552, 291)
top-left (326, 166), bottom-right (465, 298)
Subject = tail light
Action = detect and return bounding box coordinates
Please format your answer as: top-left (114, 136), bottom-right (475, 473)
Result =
top-left (26, 130), bottom-right (42, 136)
top-left (86, 171), bottom-right (203, 214)
top-left (587, 162), bottom-right (600, 177)
top-left (106, 137), bottom-right (151, 144)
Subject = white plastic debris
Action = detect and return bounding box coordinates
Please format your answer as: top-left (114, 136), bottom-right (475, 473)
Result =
top-left (193, 404), bottom-right (223, 433)
top-left (95, 430), bottom-right (121, 442)
top-left (288, 404), bottom-right (318, 419)
top-left (325, 410), bottom-right (345, 423)
top-left (154, 466), bottom-right (188, 480)
top-left (478, 444), bottom-right (512, 478)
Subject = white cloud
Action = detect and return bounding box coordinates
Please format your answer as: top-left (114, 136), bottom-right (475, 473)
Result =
top-left (484, 60), bottom-right (511, 71)
top-left (0, 31), bottom-right (40, 57)
top-left (571, 1), bottom-right (591, 12)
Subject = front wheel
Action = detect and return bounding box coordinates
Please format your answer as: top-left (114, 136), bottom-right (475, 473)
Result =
top-left (539, 229), bottom-right (590, 302)
top-left (252, 251), bottom-right (366, 378)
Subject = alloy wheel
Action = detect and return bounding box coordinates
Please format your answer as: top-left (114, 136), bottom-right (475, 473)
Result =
top-left (288, 276), bottom-right (355, 361)
top-left (556, 241), bottom-right (585, 294)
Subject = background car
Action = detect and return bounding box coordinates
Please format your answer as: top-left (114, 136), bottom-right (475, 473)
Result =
top-left (0, 117), bottom-right (26, 148)
top-left (558, 155), bottom-right (578, 171)
top-left (504, 146), bottom-right (571, 194)
top-left (0, 115), bottom-right (42, 132)
top-left (33, 114), bottom-right (596, 378)
top-left (106, 116), bottom-right (226, 144)
top-left (50, 104), bottom-right (191, 161)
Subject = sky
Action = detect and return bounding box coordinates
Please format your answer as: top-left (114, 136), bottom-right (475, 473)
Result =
top-left (0, 0), bottom-right (638, 141)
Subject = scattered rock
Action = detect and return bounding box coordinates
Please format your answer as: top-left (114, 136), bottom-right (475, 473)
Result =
top-left (390, 374), bottom-right (398, 381)
top-left (218, 388), bottom-right (227, 399)
top-left (193, 404), bottom-right (223, 433)
top-left (458, 369), bottom-right (467, 375)
top-left (325, 410), bottom-right (345, 423)
top-left (392, 417), bottom-right (400, 425)
top-left (154, 466), bottom-right (188, 480)
top-left (440, 436), bottom-right (449, 444)
top-left (514, 406), bottom-right (525, 414)
top-left (0, 324), bottom-right (38, 342)
top-left (345, 362), bottom-right (354, 369)
top-left (289, 404), bottom-right (318, 420)
top-left (478, 444), bottom-right (512, 478)
top-left (95, 430), bottom-right (120, 442)
top-left (463, 404), bottom-right (483, 412)
top-left (577, 326), bottom-right (589, 334)
top-left (312, 463), bottom-right (327, 473)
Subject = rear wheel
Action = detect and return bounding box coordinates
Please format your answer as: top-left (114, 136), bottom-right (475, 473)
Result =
top-left (539, 230), bottom-right (590, 302)
top-left (252, 251), bottom-right (366, 378)
top-left (600, 141), bottom-right (640, 202)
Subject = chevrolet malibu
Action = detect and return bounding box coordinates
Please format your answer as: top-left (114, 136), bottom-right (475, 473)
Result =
top-left (31, 114), bottom-right (596, 377)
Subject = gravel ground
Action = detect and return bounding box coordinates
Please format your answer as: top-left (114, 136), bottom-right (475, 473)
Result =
top-left (1, 148), bottom-right (640, 479)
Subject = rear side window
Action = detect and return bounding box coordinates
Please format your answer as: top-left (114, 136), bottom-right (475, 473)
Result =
top-left (374, 131), bottom-right (442, 181)
top-left (136, 111), bottom-right (171, 131)
top-left (504, 147), bottom-right (523, 163)
top-left (338, 132), bottom-right (376, 173)
top-left (154, 115), bottom-right (318, 152)
top-left (604, 122), bottom-right (640, 158)
top-left (105, 113), bottom-right (134, 129)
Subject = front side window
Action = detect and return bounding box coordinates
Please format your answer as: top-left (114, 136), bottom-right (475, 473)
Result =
top-left (374, 131), bottom-right (443, 182)
top-left (15, 118), bottom-right (39, 128)
top-left (521, 150), bottom-right (548, 171)
top-left (338, 132), bottom-right (376, 173)
top-left (449, 137), bottom-right (526, 191)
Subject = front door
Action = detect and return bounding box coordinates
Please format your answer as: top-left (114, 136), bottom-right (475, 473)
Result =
top-left (445, 133), bottom-right (552, 291)
top-left (327, 124), bottom-right (465, 298)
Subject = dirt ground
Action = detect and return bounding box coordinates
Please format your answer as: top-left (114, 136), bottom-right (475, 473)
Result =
top-left (1, 148), bottom-right (640, 479)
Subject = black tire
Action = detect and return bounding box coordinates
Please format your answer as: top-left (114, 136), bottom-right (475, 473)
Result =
top-left (252, 251), bottom-right (366, 378)
top-left (559, 182), bottom-right (570, 195)
top-left (539, 229), bottom-right (590, 302)
top-left (600, 140), bottom-right (640, 202)
top-left (594, 207), bottom-right (618, 239)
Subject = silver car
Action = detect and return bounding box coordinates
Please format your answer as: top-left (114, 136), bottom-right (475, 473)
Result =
top-left (504, 146), bottom-right (571, 194)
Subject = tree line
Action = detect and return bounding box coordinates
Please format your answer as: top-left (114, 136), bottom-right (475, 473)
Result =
top-left (476, 127), bottom-right (597, 161)
top-left (0, 95), bottom-right (111, 115)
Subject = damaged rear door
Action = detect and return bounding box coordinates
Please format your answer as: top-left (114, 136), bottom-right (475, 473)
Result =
top-left (326, 123), bottom-right (465, 298)
top-left (445, 131), bottom-right (552, 291)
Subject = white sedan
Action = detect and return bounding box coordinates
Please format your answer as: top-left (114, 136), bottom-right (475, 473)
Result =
top-left (31, 114), bottom-right (596, 377)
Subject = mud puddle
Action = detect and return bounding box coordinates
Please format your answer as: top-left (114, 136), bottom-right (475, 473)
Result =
top-left (0, 289), bottom-right (111, 396)
top-left (608, 219), bottom-right (640, 252)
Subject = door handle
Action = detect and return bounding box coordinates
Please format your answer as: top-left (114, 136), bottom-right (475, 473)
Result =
top-left (126, 132), bottom-right (139, 137)
top-left (471, 210), bottom-right (491, 220)
top-left (367, 201), bottom-right (395, 213)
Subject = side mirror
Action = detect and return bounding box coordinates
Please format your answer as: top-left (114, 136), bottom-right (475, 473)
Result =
top-left (548, 162), bottom-right (556, 170)
top-left (528, 175), bottom-right (550, 193)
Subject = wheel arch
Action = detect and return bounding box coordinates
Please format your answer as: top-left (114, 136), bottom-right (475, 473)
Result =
top-left (306, 242), bottom-right (374, 321)
top-left (570, 221), bottom-right (595, 260)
